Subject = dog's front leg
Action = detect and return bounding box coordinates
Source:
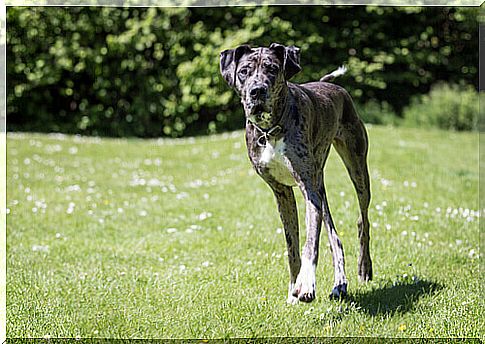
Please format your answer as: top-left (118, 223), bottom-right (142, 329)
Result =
top-left (292, 172), bottom-right (324, 303)
top-left (267, 181), bottom-right (301, 304)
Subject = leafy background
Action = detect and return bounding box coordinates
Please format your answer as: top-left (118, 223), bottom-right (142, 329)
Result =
top-left (6, 6), bottom-right (479, 137)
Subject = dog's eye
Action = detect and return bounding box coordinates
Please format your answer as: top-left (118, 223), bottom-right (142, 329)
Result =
top-left (239, 68), bottom-right (249, 76)
top-left (267, 65), bottom-right (278, 75)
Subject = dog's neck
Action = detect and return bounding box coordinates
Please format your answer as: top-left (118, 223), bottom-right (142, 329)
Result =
top-left (270, 82), bottom-right (290, 123)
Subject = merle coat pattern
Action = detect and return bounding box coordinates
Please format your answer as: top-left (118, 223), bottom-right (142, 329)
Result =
top-left (220, 43), bottom-right (372, 303)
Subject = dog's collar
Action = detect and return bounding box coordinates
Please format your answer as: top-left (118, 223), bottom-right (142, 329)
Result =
top-left (247, 119), bottom-right (283, 147)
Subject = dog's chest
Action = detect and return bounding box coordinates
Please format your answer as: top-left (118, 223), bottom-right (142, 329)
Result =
top-left (258, 139), bottom-right (296, 186)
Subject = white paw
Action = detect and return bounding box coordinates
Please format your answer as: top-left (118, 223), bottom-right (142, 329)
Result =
top-left (292, 258), bottom-right (316, 303)
top-left (287, 282), bottom-right (299, 305)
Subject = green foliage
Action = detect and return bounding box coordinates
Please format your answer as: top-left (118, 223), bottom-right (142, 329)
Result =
top-left (402, 83), bottom-right (478, 131)
top-left (355, 100), bottom-right (400, 126)
top-left (6, 6), bottom-right (478, 137)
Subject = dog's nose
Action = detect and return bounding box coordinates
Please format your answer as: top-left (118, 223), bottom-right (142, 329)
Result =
top-left (249, 86), bottom-right (267, 100)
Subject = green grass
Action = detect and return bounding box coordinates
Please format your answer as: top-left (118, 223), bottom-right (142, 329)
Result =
top-left (6, 126), bottom-right (482, 339)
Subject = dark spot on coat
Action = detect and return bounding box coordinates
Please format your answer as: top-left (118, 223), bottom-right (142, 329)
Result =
top-left (290, 102), bottom-right (300, 126)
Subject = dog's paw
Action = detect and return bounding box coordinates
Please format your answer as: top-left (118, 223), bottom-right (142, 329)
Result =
top-left (329, 283), bottom-right (347, 300)
top-left (286, 295), bottom-right (299, 305)
top-left (291, 263), bottom-right (316, 303)
top-left (286, 282), bottom-right (299, 305)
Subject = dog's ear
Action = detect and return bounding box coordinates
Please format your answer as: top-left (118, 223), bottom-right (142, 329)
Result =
top-left (270, 43), bottom-right (301, 80)
top-left (220, 44), bottom-right (252, 88)
top-left (285, 45), bottom-right (301, 79)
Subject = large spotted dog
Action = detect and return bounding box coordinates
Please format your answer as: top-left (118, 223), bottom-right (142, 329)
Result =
top-left (220, 43), bottom-right (372, 304)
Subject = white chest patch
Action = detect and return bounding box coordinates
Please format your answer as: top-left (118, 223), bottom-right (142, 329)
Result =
top-left (259, 139), bottom-right (296, 186)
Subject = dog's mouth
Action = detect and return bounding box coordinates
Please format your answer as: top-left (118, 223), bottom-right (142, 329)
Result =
top-left (245, 102), bottom-right (273, 127)
top-left (251, 104), bottom-right (266, 116)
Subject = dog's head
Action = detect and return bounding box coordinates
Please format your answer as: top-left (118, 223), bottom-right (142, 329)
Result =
top-left (220, 43), bottom-right (301, 126)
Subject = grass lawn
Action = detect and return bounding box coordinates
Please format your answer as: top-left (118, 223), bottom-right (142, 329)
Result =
top-left (6, 126), bottom-right (482, 339)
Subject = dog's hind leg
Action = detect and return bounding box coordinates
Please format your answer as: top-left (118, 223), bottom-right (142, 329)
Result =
top-left (333, 115), bottom-right (373, 282)
top-left (267, 181), bottom-right (301, 304)
top-left (321, 184), bottom-right (349, 299)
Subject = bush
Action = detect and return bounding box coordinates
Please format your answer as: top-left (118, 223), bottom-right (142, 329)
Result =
top-left (6, 7), bottom-right (478, 137)
top-left (402, 83), bottom-right (478, 131)
top-left (355, 100), bottom-right (400, 126)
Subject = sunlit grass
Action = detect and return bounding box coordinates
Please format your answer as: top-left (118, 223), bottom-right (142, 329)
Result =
top-left (6, 126), bottom-right (482, 338)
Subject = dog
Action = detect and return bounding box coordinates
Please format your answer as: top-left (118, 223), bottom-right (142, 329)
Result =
top-left (220, 43), bottom-right (372, 304)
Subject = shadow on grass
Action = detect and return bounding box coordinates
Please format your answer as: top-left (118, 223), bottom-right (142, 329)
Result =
top-left (348, 278), bottom-right (442, 316)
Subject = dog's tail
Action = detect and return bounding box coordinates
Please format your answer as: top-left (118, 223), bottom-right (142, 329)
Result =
top-left (320, 65), bottom-right (347, 82)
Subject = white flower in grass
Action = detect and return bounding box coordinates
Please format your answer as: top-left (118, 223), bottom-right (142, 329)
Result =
top-left (401, 231), bottom-right (408, 236)
top-left (197, 212), bottom-right (212, 221)
top-left (167, 228), bottom-right (177, 234)
top-left (304, 308), bottom-right (313, 316)
top-left (468, 249), bottom-right (477, 259)
top-left (68, 146), bottom-right (78, 154)
top-left (201, 261), bottom-right (210, 267)
top-left (385, 224), bottom-right (392, 230)
top-left (339, 191), bottom-right (345, 197)
top-left (380, 178), bottom-right (392, 187)
top-left (66, 202), bottom-right (75, 214)
top-left (66, 184), bottom-right (81, 192)
top-left (190, 224), bottom-right (202, 231)
top-left (276, 228), bottom-right (283, 234)
top-left (32, 245), bottom-right (49, 252)
top-left (176, 192), bottom-right (188, 200)
top-left (139, 210), bottom-right (148, 217)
